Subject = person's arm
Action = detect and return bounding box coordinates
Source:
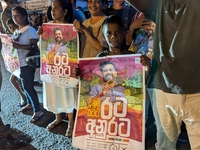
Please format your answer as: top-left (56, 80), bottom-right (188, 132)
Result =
top-left (13, 39), bottom-right (39, 50)
top-left (1, 10), bottom-right (11, 34)
top-left (126, 0), bottom-right (157, 21)
top-left (73, 19), bottom-right (104, 53)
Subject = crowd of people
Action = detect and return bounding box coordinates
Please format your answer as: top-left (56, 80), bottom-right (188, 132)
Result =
top-left (0, 0), bottom-right (197, 149)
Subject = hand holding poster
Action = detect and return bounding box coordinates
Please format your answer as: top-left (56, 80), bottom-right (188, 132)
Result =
top-left (73, 55), bottom-right (145, 150)
top-left (40, 23), bottom-right (79, 87)
top-left (0, 34), bottom-right (20, 78)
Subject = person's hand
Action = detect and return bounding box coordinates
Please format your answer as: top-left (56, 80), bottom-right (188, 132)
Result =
top-left (73, 19), bottom-right (85, 32)
top-left (36, 26), bottom-right (43, 36)
top-left (12, 42), bottom-right (22, 49)
top-left (129, 14), bottom-right (151, 31)
top-left (72, 65), bottom-right (82, 78)
top-left (140, 55), bottom-right (151, 71)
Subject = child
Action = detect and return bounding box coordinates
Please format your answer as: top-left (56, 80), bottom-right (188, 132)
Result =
top-left (97, 15), bottom-right (131, 57)
top-left (96, 14), bottom-right (151, 129)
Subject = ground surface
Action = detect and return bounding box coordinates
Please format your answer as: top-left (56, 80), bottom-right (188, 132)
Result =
top-left (0, 55), bottom-right (191, 150)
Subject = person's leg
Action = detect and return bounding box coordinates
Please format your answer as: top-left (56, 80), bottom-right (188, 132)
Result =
top-left (10, 74), bottom-right (26, 105)
top-left (147, 88), bottom-right (182, 150)
top-left (46, 113), bottom-right (62, 130)
top-left (183, 92), bottom-right (200, 150)
top-left (65, 112), bottom-right (74, 137)
top-left (20, 66), bottom-right (43, 121)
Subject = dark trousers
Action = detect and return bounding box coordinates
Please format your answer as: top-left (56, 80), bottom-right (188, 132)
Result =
top-left (0, 117), bottom-right (7, 138)
top-left (20, 66), bottom-right (40, 112)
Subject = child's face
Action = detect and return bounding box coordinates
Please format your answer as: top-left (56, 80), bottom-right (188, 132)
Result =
top-left (7, 23), bottom-right (18, 33)
top-left (103, 23), bottom-right (124, 48)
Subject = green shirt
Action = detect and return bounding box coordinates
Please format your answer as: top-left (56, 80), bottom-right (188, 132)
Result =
top-left (146, 0), bottom-right (200, 94)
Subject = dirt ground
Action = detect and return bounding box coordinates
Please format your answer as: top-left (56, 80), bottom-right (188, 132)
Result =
top-left (0, 55), bottom-right (191, 150)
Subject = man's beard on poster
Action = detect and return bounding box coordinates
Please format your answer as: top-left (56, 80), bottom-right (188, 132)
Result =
top-left (55, 37), bottom-right (62, 44)
top-left (104, 74), bottom-right (115, 86)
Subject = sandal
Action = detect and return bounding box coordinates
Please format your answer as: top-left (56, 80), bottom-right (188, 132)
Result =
top-left (30, 113), bottom-right (44, 123)
top-left (46, 120), bottom-right (62, 131)
top-left (65, 128), bottom-right (73, 138)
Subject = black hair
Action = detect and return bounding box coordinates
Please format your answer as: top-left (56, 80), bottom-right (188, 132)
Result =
top-left (102, 15), bottom-right (124, 31)
top-left (86, 0), bottom-right (106, 3)
top-left (53, 27), bottom-right (63, 35)
top-left (56, 0), bottom-right (73, 23)
top-left (6, 18), bottom-right (15, 25)
top-left (12, 6), bottom-right (29, 25)
top-left (47, 5), bottom-right (53, 21)
top-left (100, 61), bottom-right (117, 72)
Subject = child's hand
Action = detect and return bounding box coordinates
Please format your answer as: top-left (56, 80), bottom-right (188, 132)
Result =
top-left (36, 26), bottom-right (43, 36)
top-left (72, 65), bottom-right (82, 78)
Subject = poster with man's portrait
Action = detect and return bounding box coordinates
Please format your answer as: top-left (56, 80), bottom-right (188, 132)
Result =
top-left (73, 54), bottom-right (145, 150)
top-left (0, 34), bottom-right (20, 78)
top-left (40, 23), bottom-right (79, 87)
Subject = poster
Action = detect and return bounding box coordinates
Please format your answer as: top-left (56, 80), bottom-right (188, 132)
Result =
top-left (40, 23), bottom-right (79, 88)
top-left (19, 0), bottom-right (51, 11)
top-left (73, 55), bottom-right (145, 150)
top-left (0, 34), bottom-right (20, 78)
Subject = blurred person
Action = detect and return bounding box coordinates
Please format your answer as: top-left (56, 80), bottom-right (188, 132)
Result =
top-left (126, 12), bottom-right (154, 58)
top-left (104, 0), bottom-right (137, 31)
top-left (37, 0), bottom-right (77, 138)
top-left (30, 12), bottom-right (37, 29)
top-left (126, 0), bottom-right (200, 149)
top-left (12, 6), bottom-right (43, 123)
top-left (1, 0), bottom-right (18, 34)
top-left (70, 0), bottom-right (86, 23)
top-left (73, 0), bottom-right (107, 58)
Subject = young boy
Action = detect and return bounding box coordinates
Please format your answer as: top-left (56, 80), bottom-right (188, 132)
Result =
top-left (97, 15), bottom-right (130, 57)
top-left (97, 15), bottom-right (152, 134)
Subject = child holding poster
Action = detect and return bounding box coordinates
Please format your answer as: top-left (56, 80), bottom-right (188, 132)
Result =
top-left (37, 0), bottom-right (77, 137)
top-left (99, 15), bottom-right (150, 72)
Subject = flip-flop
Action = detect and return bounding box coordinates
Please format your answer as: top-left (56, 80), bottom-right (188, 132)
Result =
top-left (30, 113), bottom-right (44, 123)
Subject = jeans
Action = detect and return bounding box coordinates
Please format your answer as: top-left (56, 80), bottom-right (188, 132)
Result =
top-left (20, 66), bottom-right (40, 112)
top-left (147, 88), bottom-right (200, 150)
